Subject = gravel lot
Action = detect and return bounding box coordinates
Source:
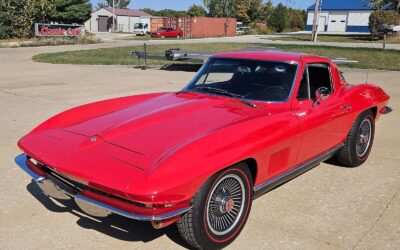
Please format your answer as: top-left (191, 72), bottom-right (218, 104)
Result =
top-left (0, 45), bottom-right (399, 250)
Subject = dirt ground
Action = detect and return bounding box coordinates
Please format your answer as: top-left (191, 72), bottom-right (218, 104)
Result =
top-left (0, 45), bottom-right (399, 250)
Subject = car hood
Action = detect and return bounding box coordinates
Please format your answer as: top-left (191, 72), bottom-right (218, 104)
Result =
top-left (63, 92), bottom-right (254, 157)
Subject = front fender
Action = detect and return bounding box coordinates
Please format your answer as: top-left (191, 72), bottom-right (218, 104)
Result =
top-left (126, 110), bottom-right (303, 204)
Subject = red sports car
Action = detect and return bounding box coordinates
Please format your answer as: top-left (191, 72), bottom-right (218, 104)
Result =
top-left (151, 27), bottom-right (183, 38)
top-left (16, 51), bottom-right (391, 249)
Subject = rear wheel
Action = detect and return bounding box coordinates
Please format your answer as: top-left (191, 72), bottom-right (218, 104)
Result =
top-left (177, 163), bottom-right (253, 249)
top-left (337, 110), bottom-right (375, 167)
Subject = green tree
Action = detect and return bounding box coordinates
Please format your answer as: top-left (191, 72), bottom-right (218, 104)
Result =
top-left (105, 0), bottom-right (131, 9)
top-left (369, 10), bottom-right (400, 33)
top-left (369, 0), bottom-right (400, 12)
top-left (234, 0), bottom-right (251, 23)
top-left (204, 0), bottom-right (235, 18)
top-left (270, 3), bottom-right (288, 32)
top-left (0, 0), bottom-right (56, 38)
top-left (140, 8), bottom-right (158, 16)
top-left (259, 0), bottom-right (273, 23)
top-left (187, 4), bottom-right (207, 17)
top-left (157, 9), bottom-right (187, 17)
top-left (247, 0), bottom-right (263, 22)
top-left (138, 8), bottom-right (187, 17)
top-left (287, 8), bottom-right (306, 31)
top-left (51, 0), bottom-right (91, 24)
top-left (96, 2), bottom-right (107, 10)
top-left (0, 1), bottom-right (12, 38)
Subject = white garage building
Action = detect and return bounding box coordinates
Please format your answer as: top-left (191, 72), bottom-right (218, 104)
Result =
top-left (306, 0), bottom-right (373, 33)
top-left (85, 7), bottom-right (151, 33)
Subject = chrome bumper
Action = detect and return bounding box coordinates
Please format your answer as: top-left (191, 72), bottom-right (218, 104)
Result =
top-left (15, 154), bottom-right (191, 221)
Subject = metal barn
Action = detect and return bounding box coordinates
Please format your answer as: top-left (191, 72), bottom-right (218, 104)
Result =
top-left (306, 0), bottom-right (373, 33)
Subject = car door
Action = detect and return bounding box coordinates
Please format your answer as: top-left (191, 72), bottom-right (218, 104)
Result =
top-left (168, 28), bottom-right (174, 37)
top-left (292, 62), bottom-right (352, 163)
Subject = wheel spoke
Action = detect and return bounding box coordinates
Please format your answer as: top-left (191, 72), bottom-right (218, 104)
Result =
top-left (206, 174), bottom-right (246, 235)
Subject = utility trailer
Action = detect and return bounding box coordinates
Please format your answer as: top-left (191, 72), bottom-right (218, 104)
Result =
top-left (130, 44), bottom-right (357, 69)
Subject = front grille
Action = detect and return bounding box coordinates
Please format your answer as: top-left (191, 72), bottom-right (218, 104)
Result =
top-left (37, 163), bottom-right (145, 208)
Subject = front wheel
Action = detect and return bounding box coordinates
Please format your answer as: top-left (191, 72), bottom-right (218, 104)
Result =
top-left (177, 164), bottom-right (253, 249)
top-left (337, 110), bottom-right (375, 167)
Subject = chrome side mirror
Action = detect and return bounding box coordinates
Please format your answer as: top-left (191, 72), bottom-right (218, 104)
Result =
top-left (313, 87), bottom-right (330, 107)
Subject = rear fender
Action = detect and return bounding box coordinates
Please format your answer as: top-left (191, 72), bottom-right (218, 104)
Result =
top-left (344, 84), bottom-right (390, 121)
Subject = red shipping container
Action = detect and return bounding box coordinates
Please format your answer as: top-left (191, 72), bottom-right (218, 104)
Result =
top-left (150, 17), bottom-right (165, 33)
top-left (157, 17), bottom-right (236, 38)
top-left (190, 17), bottom-right (237, 38)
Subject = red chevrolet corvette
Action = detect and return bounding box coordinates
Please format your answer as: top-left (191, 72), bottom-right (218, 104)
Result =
top-left (16, 51), bottom-right (391, 249)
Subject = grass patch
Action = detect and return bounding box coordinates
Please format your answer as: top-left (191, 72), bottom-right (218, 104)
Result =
top-left (33, 43), bottom-right (400, 71)
top-left (268, 34), bottom-right (400, 44)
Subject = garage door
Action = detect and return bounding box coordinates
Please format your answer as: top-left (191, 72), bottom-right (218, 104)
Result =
top-left (98, 16), bottom-right (109, 32)
top-left (328, 13), bottom-right (347, 32)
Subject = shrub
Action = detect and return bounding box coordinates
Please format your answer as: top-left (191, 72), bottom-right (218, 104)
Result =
top-left (287, 9), bottom-right (306, 31)
top-left (369, 10), bottom-right (400, 34)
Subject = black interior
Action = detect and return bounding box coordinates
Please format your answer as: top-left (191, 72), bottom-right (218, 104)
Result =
top-left (190, 59), bottom-right (298, 102)
top-left (297, 70), bottom-right (310, 100)
top-left (307, 64), bottom-right (332, 99)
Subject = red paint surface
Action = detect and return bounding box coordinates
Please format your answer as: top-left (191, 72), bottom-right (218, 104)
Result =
top-left (190, 17), bottom-right (237, 38)
top-left (151, 27), bottom-right (183, 38)
top-left (18, 52), bottom-right (391, 216)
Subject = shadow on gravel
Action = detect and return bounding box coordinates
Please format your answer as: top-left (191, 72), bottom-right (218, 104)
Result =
top-left (26, 181), bottom-right (193, 248)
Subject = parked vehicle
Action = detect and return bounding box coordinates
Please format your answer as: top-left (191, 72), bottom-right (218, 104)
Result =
top-left (133, 23), bottom-right (149, 36)
top-left (151, 27), bottom-right (183, 38)
top-left (236, 21), bottom-right (250, 35)
top-left (16, 51), bottom-right (391, 249)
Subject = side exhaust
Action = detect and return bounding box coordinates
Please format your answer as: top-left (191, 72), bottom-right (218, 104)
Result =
top-left (151, 215), bottom-right (182, 229)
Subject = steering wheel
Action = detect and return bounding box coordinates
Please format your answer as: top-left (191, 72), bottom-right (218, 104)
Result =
top-left (245, 85), bottom-right (286, 99)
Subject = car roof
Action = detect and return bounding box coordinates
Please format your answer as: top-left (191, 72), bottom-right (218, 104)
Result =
top-left (213, 51), bottom-right (328, 64)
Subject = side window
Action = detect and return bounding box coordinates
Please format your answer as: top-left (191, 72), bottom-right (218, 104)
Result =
top-left (297, 67), bottom-right (310, 100)
top-left (307, 63), bottom-right (333, 99)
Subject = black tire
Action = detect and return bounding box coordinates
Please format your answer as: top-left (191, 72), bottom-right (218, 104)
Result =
top-left (177, 163), bottom-right (253, 249)
top-left (337, 110), bottom-right (375, 167)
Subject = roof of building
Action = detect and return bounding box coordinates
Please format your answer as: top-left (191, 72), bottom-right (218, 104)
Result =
top-left (307, 0), bottom-right (372, 11)
top-left (104, 7), bottom-right (151, 17)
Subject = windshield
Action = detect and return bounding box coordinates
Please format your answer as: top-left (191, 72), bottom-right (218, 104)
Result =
top-left (184, 58), bottom-right (298, 102)
top-left (134, 23), bottom-right (143, 29)
top-left (158, 27), bottom-right (168, 31)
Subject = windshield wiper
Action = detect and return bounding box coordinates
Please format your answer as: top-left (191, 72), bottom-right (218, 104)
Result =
top-left (195, 86), bottom-right (257, 108)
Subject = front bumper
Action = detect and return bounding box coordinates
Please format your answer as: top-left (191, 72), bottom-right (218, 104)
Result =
top-left (15, 154), bottom-right (191, 221)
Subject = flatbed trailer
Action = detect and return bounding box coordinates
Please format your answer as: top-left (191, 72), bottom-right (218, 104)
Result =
top-left (130, 44), bottom-right (357, 69)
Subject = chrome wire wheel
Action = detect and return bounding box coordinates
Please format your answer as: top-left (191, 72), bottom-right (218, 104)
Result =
top-left (356, 118), bottom-right (372, 158)
top-left (206, 174), bottom-right (245, 236)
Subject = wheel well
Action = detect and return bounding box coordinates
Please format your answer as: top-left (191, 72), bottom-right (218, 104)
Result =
top-left (370, 107), bottom-right (377, 118)
top-left (242, 158), bottom-right (258, 184)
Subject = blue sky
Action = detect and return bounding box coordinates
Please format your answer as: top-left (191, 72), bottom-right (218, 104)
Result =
top-left (91, 0), bottom-right (315, 11)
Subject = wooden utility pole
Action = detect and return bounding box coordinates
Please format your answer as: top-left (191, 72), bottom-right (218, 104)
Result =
top-left (311, 0), bottom-right (320, 42)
